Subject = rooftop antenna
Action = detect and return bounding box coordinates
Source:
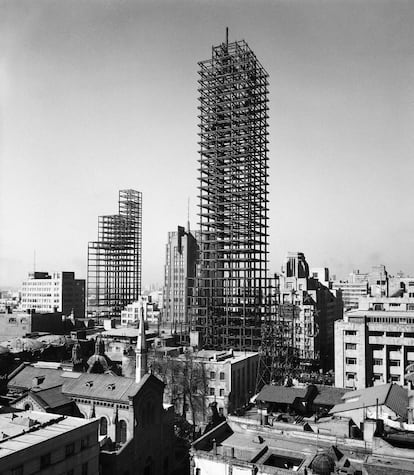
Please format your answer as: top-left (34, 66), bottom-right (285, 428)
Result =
top-left (226, 27), bottom-right (229, 47)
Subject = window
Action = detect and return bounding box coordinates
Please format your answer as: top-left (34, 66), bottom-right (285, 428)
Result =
top-left (345, 343), bottom-right (357, 350)
top-left (389, 360), bottom-right (401, 366)
top-left (373, 374), bottom-right (382, 381)
top-left (119, 420), bottom-right (127, 444)
top-left (219, 389), bottom-right (225, 397)
top-left (391, 375), bottom-right (400, 382)
top-left (345, 330), bottom-right (357, 336)
top-left (386, 332), bottom-right (401, 337)
top-left (82, 462), bottom-right (88, 475)
top-left (209, 387), bottom-right (215, 396)
top-left (219, 372), bottom-right (225, 380)
top-left (12, 465), bottom-right (23, 475)
top-left (40, 453), bottom-right (51, 468)
top-left (100, 417), bottom-right (108, 436)
top-left (369, 331), bottom-right (383, 337)
top-left (81, 436), bottom-right (89, 450)
top-left (346, 357), bottom-right (357, 365)
top-left (373, 359), bottom-right (383, 366)
top-left (209, 371), bottom-right (216, 380)
top-left (346, 372), bottom-right (356, 379)
top-left (65, 443), bottom-right (75, 458)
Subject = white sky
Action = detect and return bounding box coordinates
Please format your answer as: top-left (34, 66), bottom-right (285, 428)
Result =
top-left (1, 0), bottom-right (414, 288)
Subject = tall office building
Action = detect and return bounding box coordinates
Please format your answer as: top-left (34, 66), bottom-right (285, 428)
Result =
top-left (191, 32), bottom-right (269, 351)
top-left (163, 226), bottom-right (198, 334)
top-left (20, 271), bottom-right (85, 318)
top-left (87, 189), bottom-right (142, 320)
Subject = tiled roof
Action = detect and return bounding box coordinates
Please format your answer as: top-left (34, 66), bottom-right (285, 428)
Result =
top-left (62, 372), bottom-right (163, 403)
top-left (31, 386), bottom-right (72, 409)
top-left (330, 383), bottom-right (408, 418)
top-left (256, 385), bottom-right (310, 404)
top-left (8, 365), bottom-right (80, 391)
top-left (313, 385), bottom-right (351, 407)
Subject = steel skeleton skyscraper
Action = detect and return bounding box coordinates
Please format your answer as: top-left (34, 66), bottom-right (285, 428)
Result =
top-left (192, 34), bottom-right (269, 351)
top-left (87, 189), bottom-right (142, 320)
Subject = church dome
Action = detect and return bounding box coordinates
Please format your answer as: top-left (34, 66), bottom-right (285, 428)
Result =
top-left (87, 354), bottom-right (109, 373)
top-left (310, 452), bottom-right (335, 474)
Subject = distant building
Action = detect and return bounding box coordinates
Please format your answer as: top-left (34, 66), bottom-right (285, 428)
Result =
top-left (120, 296), bottom-right (157, 326)
top-left (0, 410), bottom-right (99, 475)
top-left (331, 266), bottom-right (405, 311)
top-left (278, 252), bottom-right (342, 371)
top-left (162, 226), bottom-right (198, 335)
top-left (20, 271), bottom-right (85, 318)
top-left (87, 189), bottom-right (142, 321)
top-left (0, 310), bottom-right (65, 340)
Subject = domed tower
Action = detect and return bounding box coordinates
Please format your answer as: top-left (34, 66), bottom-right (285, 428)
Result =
top-left (135, 308), bottom-right (147, 383)
top-left (71, 340), bottom-right (84, 372)
top-left (310, 451), bottom-right (336, 475)
top-left (87, 334), bottom-right (110, 373)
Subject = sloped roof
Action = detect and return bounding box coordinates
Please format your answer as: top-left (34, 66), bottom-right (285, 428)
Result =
top-left (8, 365), bottom-right (80, 391)
top-left (313, 385), bottom-right (351, 407)
top-left (62, 372), bottom-right (163, 403)
top-left (330, 383), bottom-right (408, 419)
top-left (31, 386), bottom-right (72, 409)
top-left (256, 385), bottom-right (310, 404)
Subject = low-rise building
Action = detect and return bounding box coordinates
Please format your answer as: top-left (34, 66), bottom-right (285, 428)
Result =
top-left (0, 410), bottom-right (99, 475)
top-left (0, 310), bottom-right (66, 340)
top-left (120, 296), bottom-right (158, 326)
top-left (329, 383), bottom-right (408, 428)
top-left (191, 410), bottom-right (414, 474)
top-left (151, 349), bottom-right (259, 424)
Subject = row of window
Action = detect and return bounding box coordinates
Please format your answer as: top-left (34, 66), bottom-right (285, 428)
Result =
top-left (209, 387), bottom-right (225, 397)
top-left (209, 371), bottom-right (225, 380)
top-left (10, 440), bottom-right (90, 475)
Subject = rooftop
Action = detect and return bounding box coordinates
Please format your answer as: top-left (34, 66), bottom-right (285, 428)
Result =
top-left (62, 372), bottom-right (162, 403)
top-left (330, 383), bottom-right (408, 419)
top-left (0, 411), bottom-right (95, 458)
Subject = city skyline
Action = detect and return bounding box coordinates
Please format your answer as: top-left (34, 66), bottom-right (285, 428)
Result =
top-left (1, 0), bottom-right (414, 288)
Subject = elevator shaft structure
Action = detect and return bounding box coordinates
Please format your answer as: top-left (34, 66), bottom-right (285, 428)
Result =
top-left (192, 36), bottom-right (269, 351)
top-left (87, 189), bottom-right (142, 320)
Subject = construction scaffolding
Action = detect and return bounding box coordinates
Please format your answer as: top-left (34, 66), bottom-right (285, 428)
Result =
top-left (191, 33), bottom-right (269, 351)
top-left (87, 189), bottom-right (142, 320)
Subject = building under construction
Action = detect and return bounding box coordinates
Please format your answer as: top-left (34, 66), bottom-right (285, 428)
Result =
top-left (191, 33), bottom-right (270, 351)
top-left (87, 189), bottom-right (142, 320)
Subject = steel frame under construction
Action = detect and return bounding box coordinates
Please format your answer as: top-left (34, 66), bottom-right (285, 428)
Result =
top-left (87, 189), bottom-right (142, 320)
top-left (191, 34), bottom-right (269, 351)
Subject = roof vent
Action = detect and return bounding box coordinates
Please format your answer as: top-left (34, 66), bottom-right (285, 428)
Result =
top-left (86, 381), bottom-right (94, 388)
top-left (253, 435), bottom-right (264, 444)
top-left (107, 383), bottom-right (116, 390)
top-left (32, 376), bottom-right (45, 386)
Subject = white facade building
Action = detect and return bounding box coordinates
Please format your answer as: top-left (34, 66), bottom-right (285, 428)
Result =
top-left (20, 271), bottom-right (85, 318)
top-left (335, 294), bottom-right (414, 390)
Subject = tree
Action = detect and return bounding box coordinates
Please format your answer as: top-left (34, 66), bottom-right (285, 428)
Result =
top-left (149, 349), bottom-right (208, 428)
